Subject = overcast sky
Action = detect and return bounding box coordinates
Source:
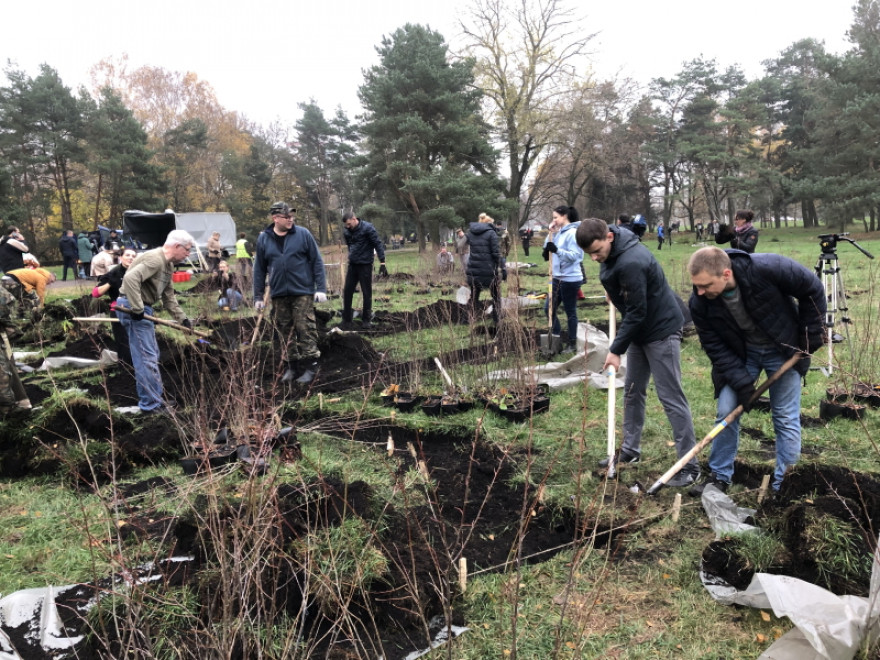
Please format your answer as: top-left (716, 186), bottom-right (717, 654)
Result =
top-left (1, 0), bottom-right (857, 128)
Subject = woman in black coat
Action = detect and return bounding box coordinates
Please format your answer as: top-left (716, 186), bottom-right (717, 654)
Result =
top-left (715, 210), bottom-right (759, 253)
top-left (91, 248), bottom-right (137, 365)
top-left (465, 213), bottom-right (502, 325)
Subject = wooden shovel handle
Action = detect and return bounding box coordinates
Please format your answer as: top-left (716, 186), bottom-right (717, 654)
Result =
top-left (116, 306), bottom-right (212, 338)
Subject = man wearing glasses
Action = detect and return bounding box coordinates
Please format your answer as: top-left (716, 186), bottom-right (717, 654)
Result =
top-left (254, 202), bottom-right (327, 384)
top-left (117, 229), bottom-right (195, 414)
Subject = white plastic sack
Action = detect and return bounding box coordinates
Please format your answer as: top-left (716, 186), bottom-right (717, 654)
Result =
top-left (486, 322), bottom-right (625, 391)
top-left (37, 349), bottom-right (117, 371)
top-left (699, 489), bottom-right (880, 660)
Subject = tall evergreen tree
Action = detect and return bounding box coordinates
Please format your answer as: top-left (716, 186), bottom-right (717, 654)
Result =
top-left (358, 24), bottom-right (505, 250)
top-left (294, 101), bottom-right (355, 245)
top-left (83, 87), bottom-right (165, 226)
top-left (0, 65), bottom-right (85, 233)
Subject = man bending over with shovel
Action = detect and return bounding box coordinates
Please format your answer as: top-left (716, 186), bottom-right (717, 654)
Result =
top-left (687, 247), bottom-right (826, 496)
top-left (576, 218), bottom-right (701, 487)
top-left (117, 229), bottom-right (195, 414)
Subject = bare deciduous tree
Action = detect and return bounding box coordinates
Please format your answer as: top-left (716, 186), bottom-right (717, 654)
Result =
top-left (460, 0), bottom-right (595, 225)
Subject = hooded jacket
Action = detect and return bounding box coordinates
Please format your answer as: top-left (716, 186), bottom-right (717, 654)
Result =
top-left (344, 219), bottom-right (385, 265)
top-left (598, 225), bottom-right (685, 356)
top-left (688, 249), bottom-right (826, 395)
top-left (465, 222), bottom-right (501, 283)
top-left (253, 223), bottom-right (326, 300)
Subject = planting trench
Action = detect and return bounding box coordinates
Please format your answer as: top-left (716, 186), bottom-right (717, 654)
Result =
top-left (0, 422), bottom-right (638, 659)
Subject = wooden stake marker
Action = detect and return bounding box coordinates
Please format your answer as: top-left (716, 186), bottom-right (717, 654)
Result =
top-left (458, 557), bottom-right (468, 592)
top-left (757, 475), bottom-right (771, 504)
top-left (671, 493), bottom-right (682, 523)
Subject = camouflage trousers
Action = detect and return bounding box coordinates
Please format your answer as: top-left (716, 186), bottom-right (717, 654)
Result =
top-left (271, 295), bottom-right (320, 365)
top-left (0, 347), bottom-right (15, 409)
top-left (1, 277), bottom-right (38, 318)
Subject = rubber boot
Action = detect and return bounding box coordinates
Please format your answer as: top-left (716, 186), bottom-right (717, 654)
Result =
top-left (296, 360), bottom-right (318, 384)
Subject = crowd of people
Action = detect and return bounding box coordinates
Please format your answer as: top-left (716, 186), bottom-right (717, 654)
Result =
top-left (0, 206), bottom-right (829, 499)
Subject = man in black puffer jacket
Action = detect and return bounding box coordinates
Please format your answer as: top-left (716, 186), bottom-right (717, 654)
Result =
top-left (687, 247), bottom-right (826, 496)
top-left (341, 212), bottom-right (386, 330)
top-left (577, 219), bottom-right (700, 487)
top-left (465, 216), bottom-right (502, 325)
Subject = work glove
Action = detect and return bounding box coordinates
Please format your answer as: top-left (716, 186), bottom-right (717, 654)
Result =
top-left (314, 292), bottom-right (328, 304)
top-left (500, 268), bottom-right (507, 281)
top-left (130, 310), bottom-right (145, 322)
top-left (801, 332), bottom-right (825, 355)
top-left (254, 301), bottom-right (265, 310)
top-left (546, 241), bottom-right (558, 254)
top-left (91, 286), bottom-right (101, 298)
top-left (542, 246), bottom-right (550, 261)
top-left (181, 318), bottom-right (193, 330)
top-left (378, 263), bottom-right (389, 277)
top-left (736, 383), bottom-right (757, 412)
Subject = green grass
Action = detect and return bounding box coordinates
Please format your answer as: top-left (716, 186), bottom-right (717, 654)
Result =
top-left (18, 226), bottom-right (880, 657)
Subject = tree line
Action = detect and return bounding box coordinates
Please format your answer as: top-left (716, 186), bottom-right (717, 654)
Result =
top-left (1, 0), bottom-right (878, 262)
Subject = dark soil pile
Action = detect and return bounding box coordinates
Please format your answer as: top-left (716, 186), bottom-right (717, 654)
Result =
top-left (701, 464), bottom-right (880, 596)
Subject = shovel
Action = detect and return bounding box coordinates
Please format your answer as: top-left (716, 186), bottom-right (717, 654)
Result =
top-left (248, 286), bottom-right (272, 347)
top-left (604, 301), bottom-right (618, 479)
top-left (643, 352), bottom-right (802, 496)
top-left (115, 306), bottom-right (213, 339)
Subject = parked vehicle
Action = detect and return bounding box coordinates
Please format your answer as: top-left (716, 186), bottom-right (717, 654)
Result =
top-left (122, 210), bottom-right (237, 267)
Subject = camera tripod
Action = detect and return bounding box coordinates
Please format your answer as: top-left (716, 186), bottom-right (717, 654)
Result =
top-left (814, 233), bottom-right (874, 374)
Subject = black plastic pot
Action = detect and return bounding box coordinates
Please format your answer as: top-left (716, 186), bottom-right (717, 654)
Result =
top-left (208, 445), bottom-right (238, 468)
top-left (852, 383), bottom-right (880, 407)
top-left (820, 398), bottom-right (866, 421)
top-left (440, 400), bottom-right (460, 415)
top-left (180, 456), bottom-right (205, 476)
top-left (497, 405), bottom-right (530, 423)
top-left (380, 394), bottom-right (396, 407)
top-left (421, 396), bottom-right (442, 416)
top-left (394, 393), bottom-right (421, 412)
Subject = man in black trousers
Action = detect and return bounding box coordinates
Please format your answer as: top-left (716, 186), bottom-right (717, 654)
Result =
top-left (341, 212), bottom-right (386, 330)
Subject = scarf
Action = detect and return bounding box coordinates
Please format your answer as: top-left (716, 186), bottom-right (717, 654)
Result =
top-left (734, 221), bottom-right (754, 235)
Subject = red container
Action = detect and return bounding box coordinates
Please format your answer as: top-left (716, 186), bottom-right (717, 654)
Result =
top-left (172, 272), bottom-right (191, 283)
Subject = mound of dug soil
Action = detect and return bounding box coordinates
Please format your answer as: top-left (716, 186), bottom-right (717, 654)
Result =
top-left (702, 464), bottom-right (880, 596)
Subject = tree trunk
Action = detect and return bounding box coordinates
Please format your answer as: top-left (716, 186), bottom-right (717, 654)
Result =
top-left (93, 172), bottom-right (103, 227)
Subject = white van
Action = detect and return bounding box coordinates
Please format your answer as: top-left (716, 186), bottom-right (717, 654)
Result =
top-left (122, 210), bottom-right (237, 262)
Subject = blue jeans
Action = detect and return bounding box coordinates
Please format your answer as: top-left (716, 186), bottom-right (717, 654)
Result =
top-left (545, 279), bottom-right (580, 341)
top-left (116, 296), bottom-right (163, 412)
top-left (218, 289), bottom-right (244, 311)
top-left (708, 345), bottom-right (802, 490)
top-left (621, 332), bottom-right (699, 472)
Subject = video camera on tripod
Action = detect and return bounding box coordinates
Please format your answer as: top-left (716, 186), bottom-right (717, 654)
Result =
top-left (815, 233), bottom-right (874, 374)
top-left (817, 232), bottom-right (875, 259)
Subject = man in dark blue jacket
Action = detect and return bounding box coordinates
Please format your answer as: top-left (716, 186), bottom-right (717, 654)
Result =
top-left (577, 218), bottom-right (700, 487)
top-left (687, 247), bottom-right (826, 496)
top-left (341, 212), bottom-right (386, 330)
top-left (58, 230), bottom-right (80, 281)
top-left (254, 202), bottom-right (327, 384)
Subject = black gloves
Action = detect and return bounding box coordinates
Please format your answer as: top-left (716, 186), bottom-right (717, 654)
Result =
top-left (801, 333), bottom-right (825, 354)
top-left (181, 318), bottom-right (193, 330)
top-left (546, 241), bottom-right (558, 253)
top-left (736, 384), bottom-right (757, 412)
top-left (501, 268), bottom-right (507, 281)
top-left (542, 246), bottom-right (550, 261)
top-left (378, 263), bottom-right (389, 277)
top-left (130, 311), bottom-right (145, 322)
